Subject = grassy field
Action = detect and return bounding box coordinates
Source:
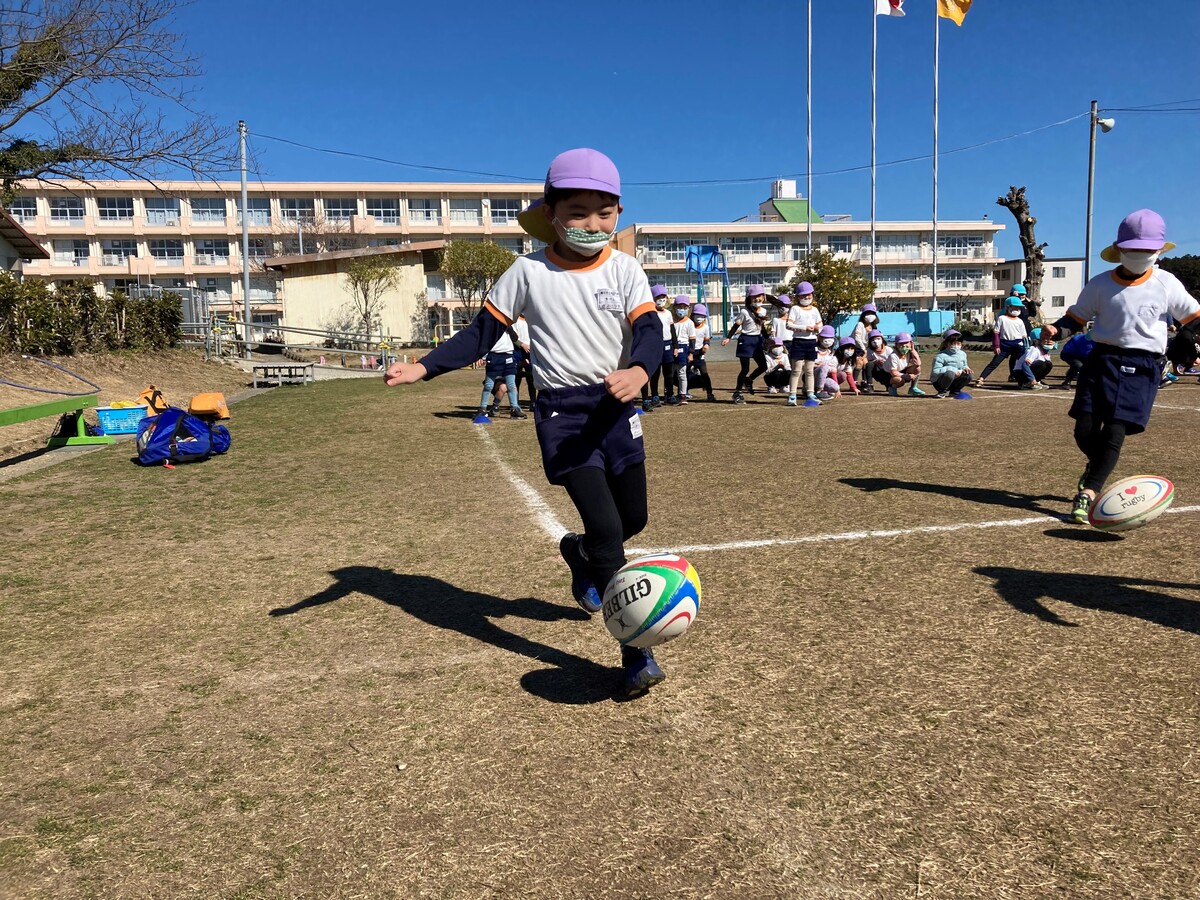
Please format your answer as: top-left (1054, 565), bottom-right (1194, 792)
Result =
top-left (2, 360), bottom-right (1199, 898)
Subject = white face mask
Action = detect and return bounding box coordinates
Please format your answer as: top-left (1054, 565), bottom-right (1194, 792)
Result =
top-left (553, 218), bottom-right (614, 257)
top-left (864, 314), bottom-right (877, 324)
top-left (1118, 249), bottom-right (1159, 275)
top-left (870, 338), bottom-right (883, 349)
top-left (819, 338), bottom-right (834, 349)
top-left (770, 347), bottom-right (784, 357)
top-left (1007, 307), bottom-right (1021, 316)
top-left (798, 296), bottom-right (813, 307)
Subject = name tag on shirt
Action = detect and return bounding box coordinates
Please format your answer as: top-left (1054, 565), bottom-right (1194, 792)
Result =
top-left (594, 289), bottom-right (623, 313)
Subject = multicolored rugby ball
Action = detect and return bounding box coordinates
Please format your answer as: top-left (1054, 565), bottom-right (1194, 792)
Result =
top-left (602, 554), bottom-right (701, 649)
top-left (1088, 475), bottom-right (1175, 532)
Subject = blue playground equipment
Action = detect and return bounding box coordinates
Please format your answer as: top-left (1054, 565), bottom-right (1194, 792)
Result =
top-left (685, 245), bottom-right (731, 332)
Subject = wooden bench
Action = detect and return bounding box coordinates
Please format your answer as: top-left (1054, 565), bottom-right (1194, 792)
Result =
top-left (0, 394), bottom-right (115, 447)
top-left (252, 363), bottom-right (314, 388)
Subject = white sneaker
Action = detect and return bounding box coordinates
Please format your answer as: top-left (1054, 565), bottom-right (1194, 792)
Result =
top-left (767, 386), bottom-right (779, 394)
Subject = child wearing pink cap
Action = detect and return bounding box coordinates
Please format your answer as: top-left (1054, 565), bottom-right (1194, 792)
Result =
top-left (1043, 208), bottom-right (1200, 523)
top-left (384, 148), bottom-right (669, 699)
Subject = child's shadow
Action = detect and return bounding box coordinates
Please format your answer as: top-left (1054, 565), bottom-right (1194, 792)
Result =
top-left (840, 476), bottom-right (1066, 517)
top-left (270, 567), bottom-right (616, 704)
top-left (975, 565), bottom-right (1200, 633)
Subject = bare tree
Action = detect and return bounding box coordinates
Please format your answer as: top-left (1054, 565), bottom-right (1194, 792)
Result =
top-left (343, 256), bottom-right (399, 341)
top-left (0, 0), bottom-right (236, 196)
top-left (439, 240), bottom-right (517, 323)
top-left (997, 186), bottom-right (1047, 305)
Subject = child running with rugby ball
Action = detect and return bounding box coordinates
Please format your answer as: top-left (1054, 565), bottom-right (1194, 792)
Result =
top-left (384, 148), bottom-right (668, 698)
top-left (1042, 209), bottom-right (1200, 523)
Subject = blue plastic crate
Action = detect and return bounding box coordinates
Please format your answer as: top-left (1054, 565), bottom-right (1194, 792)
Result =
top-left (96, 405), bottom-right (149, 435)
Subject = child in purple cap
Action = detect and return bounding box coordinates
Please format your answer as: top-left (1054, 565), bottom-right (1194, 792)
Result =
top-left (1042, 208), bottom-right (1200, 523)
top-left (721, 286), bottom-right (770, 403)
top-left (384, 148), bottom-right (670, 699)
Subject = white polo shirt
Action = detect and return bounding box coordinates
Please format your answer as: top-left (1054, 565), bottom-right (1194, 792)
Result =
top-left (486, 247), bottom-right (655, 391)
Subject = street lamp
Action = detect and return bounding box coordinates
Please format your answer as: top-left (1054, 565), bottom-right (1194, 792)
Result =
top-left (1084, 99), bottom-right (1115, 283)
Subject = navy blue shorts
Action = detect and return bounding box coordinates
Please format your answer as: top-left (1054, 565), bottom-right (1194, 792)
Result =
top-left (485, 351), bottom-right (516, 379)
top-left (534, 383), bottom-right (645, 485)
top-left (790, 338), bottom-right (818, 361)
top-left (660, 339), bottom-right (674, 365)
top-left (1069, 346), bottom-right (1160, 434)
top-left (736, 334), bottom-right (763, 359)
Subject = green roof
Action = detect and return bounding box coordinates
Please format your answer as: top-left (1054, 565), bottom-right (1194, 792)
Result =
top-left (771, 199), bottom-right (820, 223)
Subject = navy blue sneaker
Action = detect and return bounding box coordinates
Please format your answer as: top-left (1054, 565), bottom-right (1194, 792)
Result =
top-left (621, 645), bottom-right (666, 699)
top-left (558, 532), bottom-right (602, 614)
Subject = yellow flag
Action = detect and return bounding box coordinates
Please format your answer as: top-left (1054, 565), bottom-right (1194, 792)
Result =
top-left (937, 0), bottom-right (972, 25)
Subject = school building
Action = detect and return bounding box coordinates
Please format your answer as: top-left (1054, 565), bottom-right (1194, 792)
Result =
top-left (9, 176), bottom-right (1007, 341)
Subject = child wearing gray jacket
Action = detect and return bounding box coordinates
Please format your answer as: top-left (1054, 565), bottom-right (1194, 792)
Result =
top-left (931, 329), bottom-right (973, 399)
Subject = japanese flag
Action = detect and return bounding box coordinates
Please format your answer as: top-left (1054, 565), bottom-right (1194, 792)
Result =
top-left (875, 0), bottom-right (904, 15)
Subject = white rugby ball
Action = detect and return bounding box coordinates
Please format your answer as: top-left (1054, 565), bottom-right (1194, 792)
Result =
top-left (601, 554), bottom-right (701, 649)
top-left (1088, 475), bottom-right (1175, 532)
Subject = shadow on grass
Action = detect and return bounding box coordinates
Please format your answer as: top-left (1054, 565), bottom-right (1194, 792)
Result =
top-left (269, 567), bottom-right (617, 705)
top-left (975, 565), bottom-right (1200, 633)
top-left (1042, 527), bottom-right (1123, 543)
top-left (840, 476), bottom-right (1067, 516)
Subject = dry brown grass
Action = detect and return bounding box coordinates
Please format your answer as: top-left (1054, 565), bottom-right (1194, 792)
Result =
top-left (1, 358), bottom-right (1199, 898)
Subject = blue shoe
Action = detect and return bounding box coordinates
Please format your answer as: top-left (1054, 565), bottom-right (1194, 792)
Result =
top-left (621, 645), bottom-right (666, 699)
top-left (887, 386), bottom-right (899, 397)
top-left (558, 533), bottom-right (602, 614)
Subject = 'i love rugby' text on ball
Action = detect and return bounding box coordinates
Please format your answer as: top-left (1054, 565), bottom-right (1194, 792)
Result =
top-left (602, 554), bottom-right (700, 649)
top-left (1088, 475), bottom-right (1175, 532)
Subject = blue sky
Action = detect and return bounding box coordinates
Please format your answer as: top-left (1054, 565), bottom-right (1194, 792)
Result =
top-left (174, 0), bottom-right (1200, 266)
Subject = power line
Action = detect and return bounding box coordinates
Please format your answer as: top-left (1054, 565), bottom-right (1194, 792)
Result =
top-left (253, 110), bottom-right (1090, 190)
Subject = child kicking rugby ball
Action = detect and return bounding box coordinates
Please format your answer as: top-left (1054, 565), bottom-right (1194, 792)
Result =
top-left (1042, 209), bottom-right (1200, 523)
top-left (384, 148), bottom-right (669, 699)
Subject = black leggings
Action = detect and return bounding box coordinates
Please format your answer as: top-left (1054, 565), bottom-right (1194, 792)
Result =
top-left (661, 361), bottom-right (679, 398)
top-left (561, 463), bottom-right (648, 596)
top-left (689, 357), bottom-right (711, 394)
top-left (1073, 413), bottom-right (1128, 493)
top-left (737, 350), bottom-right (768, 391)
top-left (515, 363), bottom-right (536, 404)
top-left (932, 371), bottom-right (972, 395)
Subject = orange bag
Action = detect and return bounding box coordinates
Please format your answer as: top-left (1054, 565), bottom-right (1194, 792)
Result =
top-left (188, 392), bottom-right (230, 420)
top-left (137, 385), bottom-right (170, 416)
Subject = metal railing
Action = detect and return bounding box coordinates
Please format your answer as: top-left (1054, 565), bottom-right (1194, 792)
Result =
top-left (195, 253), bottom-right (230, 266)
top-left (145, 211), bottom-right (180, 225)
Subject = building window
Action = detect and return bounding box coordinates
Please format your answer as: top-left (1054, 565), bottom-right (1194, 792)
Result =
top-left (366, 198), bottom-right (400, 225)
top-left (236, 197), bottom-right (271, 226)
top-left (101, 239), bottom-right (138, 264)
top-left (368, 237), bottom-right (401, 247)
top-left (728, 270), bottom-right (788, 292)
top-left (195, 239), bottom-right (230, 265)
top-left (189, 197), bottom-right (226, 223)
top-left (149, 239), bottom-right (184, 262)
top-left (5, 197), bottom-right (37, 222)
top-left (936, 267), bottom-right (984, 289)
top-left (145, 197), bottom-right (181, 225)
top-left (999, 268), bottom-right (1011, 281)
top-left (643, 238), bottom-right (696, 263)
top-left (408, 198), bottom-right (440, 224)
top-left (937, 234), bottom-right (984, 258)
top-left (719, 236), bottom-right (782, 261)
top-left (493, 237), bottom-right (525, 256)
top-left (874, 234), bottom-right (920, 258)
top-left (827, 235), bottom-right (852, 254)
top-left (49, 197), bottom-right (85, 223)
top-left (279, 198), bottom-right (315, 222)
top-left (449, 199), bottom-right (481, 225)
top-left (425, 273), bottom-right (446, 300)
top-left (1052, 266), bottom-right (1066, 278)
top-left (490, 199), bottom-right (521, 225)
top-left (248, 279), bottom-right (276, 302)
top-left (1051, 295), bottom-right (1066, 307)
top-left (247, 238), bottom-right (268, 262)
top-left (97, 196), bottom-right (134, 222)
top-left (873, 268), bottom-right (912, 292)
top-left (323, 198), bottom-right (357, 221)
top-left (53, 239), bottom-right (90, 265)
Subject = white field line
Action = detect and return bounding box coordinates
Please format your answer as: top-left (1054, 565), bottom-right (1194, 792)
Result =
top-left (627, 504), bottom-right (1200, 556)
top-left (475, 427), bottom-right (567, 541)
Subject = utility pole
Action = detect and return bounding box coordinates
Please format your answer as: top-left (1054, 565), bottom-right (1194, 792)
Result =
top-left (239, 120), bottom-right (252, 359)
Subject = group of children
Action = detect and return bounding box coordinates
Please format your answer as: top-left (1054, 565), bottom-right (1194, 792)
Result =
top-left (385, 143), bottom-right (1200, 698)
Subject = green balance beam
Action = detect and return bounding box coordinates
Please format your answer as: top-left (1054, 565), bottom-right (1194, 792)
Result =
top-left (0, 394), bottom-right (114, 447)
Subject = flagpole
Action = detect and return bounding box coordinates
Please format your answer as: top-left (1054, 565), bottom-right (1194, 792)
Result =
top-left (870, 3), bottom-right (877, 286)
top-left (806, 0), bottom-right (813, 256)
top-left (931, 5), bottom-right (939, 312)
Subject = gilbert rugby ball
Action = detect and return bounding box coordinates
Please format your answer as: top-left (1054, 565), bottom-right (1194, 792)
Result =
top-left (602, 554), bottom-right (700, 649)
top-left (1088, 475), bottom-right (1175, 532)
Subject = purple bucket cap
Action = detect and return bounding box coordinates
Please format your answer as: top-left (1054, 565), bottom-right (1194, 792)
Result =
top-left (818, 325), bottom-right (836, 338)
top-left (838, 336), bottom-right (856, 348)
top-left (943, 328), bottom-right (961, 338)
top-left (867, 329), bottom-right (884, 339)
top-left (692, 304), bottom-right (708, 316)
top-left (772, 336), bottom-right (785, 346)
top-left (795, 281), bottom-right (814, 296)
top-left (1102, 208), bottom-right (1177, 262)
top-left (673, 295), bottom-right (691, 305)
top-left (650, 284), bottom-right (668, 298)
top-left (894, 331), bottom-right (913, 344)
top-left (776, 294), bottom-right (793, 306)
top-left (862, 302), bottom-right (877, 313)
top-left (545, 148), bottom-right (621, 196)
top-left (746, 284), bottom-right (766, 298)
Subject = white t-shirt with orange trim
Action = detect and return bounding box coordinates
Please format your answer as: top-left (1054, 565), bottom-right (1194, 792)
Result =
top-left (1067, 267), bottom-right (1200, 354)
top-left (485, 247), bottom-right (654, 391)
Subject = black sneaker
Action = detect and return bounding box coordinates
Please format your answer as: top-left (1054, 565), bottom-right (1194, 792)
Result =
top-left (1071, 491), bottom-right (1093, 525)
top-left (558, 533), bottom-right (601, 614)
top-left (486, 404), bottom-right (498, 418)
top-left (620, 645), bottom-right (666, 699)
top-left (641, 399), bottom-right (653, 413)
top-left (509, 407), bottom-right (527, 419)
top-left (732, 392), bottom-right (746, 405)
top-left (664, 396), bottom-right (680, 406)
top-left (706, 393), bottom-right (717, 402)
